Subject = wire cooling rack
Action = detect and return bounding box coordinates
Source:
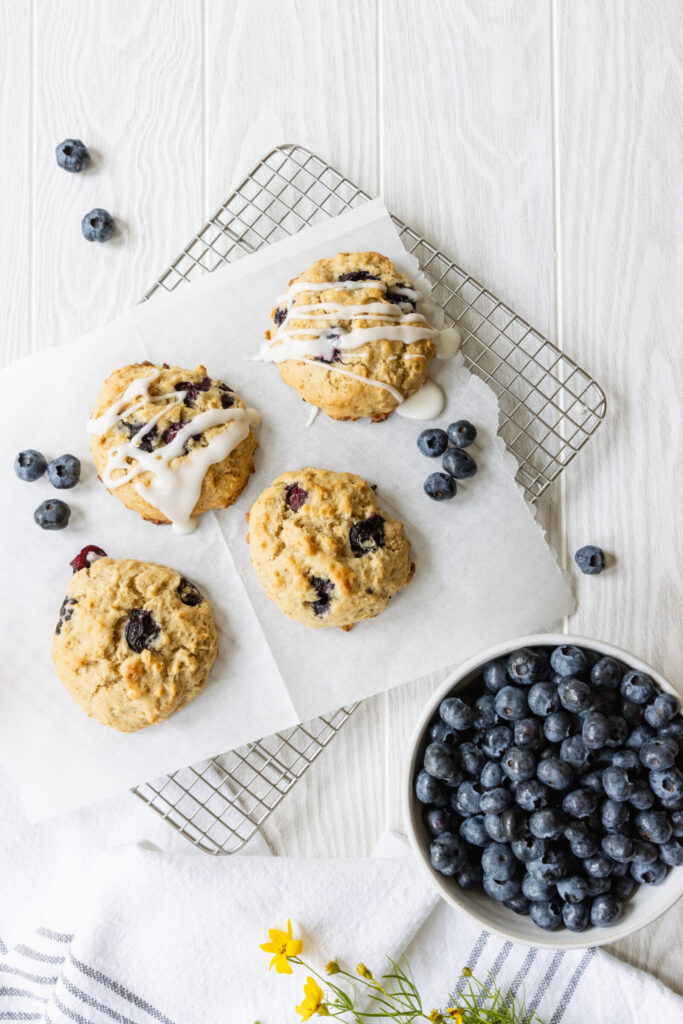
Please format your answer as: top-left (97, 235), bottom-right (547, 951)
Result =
top-left (132, 144), bottom-right (606, 854)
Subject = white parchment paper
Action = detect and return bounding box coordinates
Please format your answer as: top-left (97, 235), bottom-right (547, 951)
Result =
top-left (0, 200), bottom-right (573, 820)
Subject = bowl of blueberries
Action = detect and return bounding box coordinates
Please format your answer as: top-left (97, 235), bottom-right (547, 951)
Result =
top-left (405, 634), bottom-right (683, 948)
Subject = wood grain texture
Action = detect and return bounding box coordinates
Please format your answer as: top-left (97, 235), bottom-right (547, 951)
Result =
top-left (555, 0), bottom-right (683, 985)
top-left (381, 0), bottom-right (559, 838)
top-left (0, 1), bottom-right (32, 366)
top-left (32, 0), bottom-right (204, 349)
top-left (203, 0), bottom-right (385, 857)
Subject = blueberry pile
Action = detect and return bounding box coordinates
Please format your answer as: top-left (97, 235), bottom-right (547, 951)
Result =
top-left (14, 448), bottom-right (81, 530)
top-left (416, 644), bottom-right (683, 932)
top-left (418, 420), bottom-right (478, 501)
top-left (54, 137), bottom-right (116, 243)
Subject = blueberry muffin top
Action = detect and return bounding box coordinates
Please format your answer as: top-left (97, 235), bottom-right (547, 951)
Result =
top-left (51, 557), bottom-right (218, 732)
top-left (260, 252), bottom-right (439, 421)
top-left (247, 467), bottom-right (414, 630)
top-left (88, 362), bottom-right (258, 531)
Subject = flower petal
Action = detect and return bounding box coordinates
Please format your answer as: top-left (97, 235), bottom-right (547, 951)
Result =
top-left (287, 939), bottom-right (303, 957)
top-left (268, 928), bottom-right (288, 945)
top-left (274, 954), bottom-right (293, 975)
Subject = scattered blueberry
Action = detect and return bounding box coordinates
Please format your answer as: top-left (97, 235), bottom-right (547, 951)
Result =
top-left (14, 449), bottom-right (47, 482)
top-left (417, 428), bottom-right (448, 457)
top-left (34, 499), bottom-right (70, 530)
top-left (47, 453), bottom-right (80, 489)
top-left (442, 448), bottom-right (477, 479)
top-left (424, 472), bottom-right (456, 501)
top-left (447, 420), bottom-right (477, 448)
top-left (82, 208), bottom-right (115, 243)
top-left (69, 544), bottom-right (107, 573)
top-left (55, 138), bottom-right (89, 173)
top-left (574, 545), bottom-right (606, 575)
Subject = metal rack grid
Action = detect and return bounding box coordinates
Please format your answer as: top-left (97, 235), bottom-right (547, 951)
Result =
top-left (132, 143), bottom-right (606, 854)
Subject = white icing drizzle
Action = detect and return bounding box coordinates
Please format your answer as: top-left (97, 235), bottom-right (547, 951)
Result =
top-left (297, 357), bottom-right (404, 403)
top-left (436, 325), bottom-right (463, 359)
top-left (304, 406), bottom-right (320, 428)
top-left (395, 380), bottom-right (446, 420)
top-left (87, 371), bottom-right (257, 535)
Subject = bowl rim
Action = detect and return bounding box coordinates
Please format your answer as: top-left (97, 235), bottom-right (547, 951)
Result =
top-left (403, 632), bottom-right (683, 949)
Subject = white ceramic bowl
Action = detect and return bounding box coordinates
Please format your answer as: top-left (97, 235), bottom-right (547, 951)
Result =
top-left (404, 633), bottom-right (683, 949)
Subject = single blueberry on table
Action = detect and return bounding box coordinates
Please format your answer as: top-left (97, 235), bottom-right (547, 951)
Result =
top-left (630, 858), bottom-right (667, 885)
top-left (456, 863), bottom-right (483, 890)
top-left (514, 778), bottom-right (550, 812)
top-left (426, 807), bottom-right (452, 836)
top-left (483, 658), bottom-right (510, 693)
top-left (483, 875), bottom-right (521, 903)
top-left (601, 833), bottom-right (635, 863)
top-left (501, 806), bottom-right (527, 842)
top-left (447, 420), bottom-right (477, 448)
top-left (484, 813), bottom-right (506, 843)
top-left (482, 724), bottom-right (513, 759)
top-left (645, 692), bottom-right (680, 728)
top-left (415, 770), bottom-right (447, 806)
top-left (612, 875), bottom-right (636, 900)
top-left (459, 814), bottom-right (489, 847)
top-left (14, 449), bottom-right (47, 482)
top-left (55, 138), bottom-right (89, 172)
top-left (514, 717), bottom-right (545, 750)
top-left (442, 447), bottom-right (477, 479)
top-left (501, 746), bottom-right (536, 783)
top-left (563, 901), bottom-right (589, 932)
top-left (582, 712), bottom-right (610, 750)
top-left (528, 681), bottom-right (560, 717)
top-left (424, 472), bottom-right (456, 501)
top-left (591, 656), bottom-right (623, 690)
top-left (417, 428), bottom-right (448, 457)
top-left (530, 898), bottom-right (563, 931)
top-left (529, 807), bottom-right (565, 840)
top-left (424, 742), bottom-right (461, 784)
top-left (454, 780), bottom-right (483, 816)
top-left (440, 696), bottom-right (475, 731)
top-left (480, 760), bottom-right (505, 790)
top-left (47, 453), bottom-right (81, 489)
top-left (591, 894), bottom-right (623, 927)
top-left (459, 742), bottom-right (485, 777)
top-left (574, 544), bottom-right (606, 575)
top-left (34, 498), bottom-right (70, 530)
top-left (543, 712), bottom-right (572, 743)
top-left (560, 735), bottom-right (591, 770)
top-left (649, 766), bottom-right (683, 802)
top-left (507, 647), bottom-right (548, 685)
top-left (429, 832), bottom-right (467, 876)
top-left (601, 798), bottom-right (630, 833)
top-left (558, 677), bottom-right (593, 713)
top-left (494, 685), bottom-right (528, 721)
top-left (557, 875), bottom-right (589, 904)
top-left (659, 839), bottom-right (683, 867)
top-left (482, 842), bottom-right (518, 881)
top-left (639, 738), bottom-right (677, 771)
top-left (474, 694), bottom-right (498, 730)
top-left (537, 756), bottom-right (573, 791)
top-left (635, 809), bottom-right (672, 845)
top-left (628, 781), bottom-right (655, 811)
top-left (504, 892), bottom-right (531, 915)
top-left (349, 514), bottom-right (385, 556)
top-left (562, 788), bottom-right (599, 819)
top-left (522, 874), bottom-right (556, 901)
top-left (479, 787), bottom-right (511, 814)
top-left (550, 645), bottom-right (587, 677)
top-left (82, 208), bottom-right (115, 242)
top-left (512, 836), bottom-right (547, 864)
top-left (620, 670), bottom-right (655, 705)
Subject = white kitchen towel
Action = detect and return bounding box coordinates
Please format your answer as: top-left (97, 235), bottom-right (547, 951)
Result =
top-left (1, 839), bottom-right (682, 1023)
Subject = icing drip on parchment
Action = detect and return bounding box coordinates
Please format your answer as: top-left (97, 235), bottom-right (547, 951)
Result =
top-left (87, 370), bottom-right (258, 534)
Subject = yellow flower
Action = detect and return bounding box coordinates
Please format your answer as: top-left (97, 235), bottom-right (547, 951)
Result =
top-left (295, 976), bottom-right (325, 1020)
top-left (325, 960), bottom-right (340, 975)
top-left (429, 1011), bottom-right (445, 1023)
top-left (356, 962), bottom-right (373, 979)
top-left (259, 919), bottom-right (303, 974)
top-left (447, 1010), bottom-right (463, 1023)
top-left (462, 967), bottom-right (472, 977)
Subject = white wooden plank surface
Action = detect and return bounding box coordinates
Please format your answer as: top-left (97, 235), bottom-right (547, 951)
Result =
top-left (0, 0), bottom-right (680, 990)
